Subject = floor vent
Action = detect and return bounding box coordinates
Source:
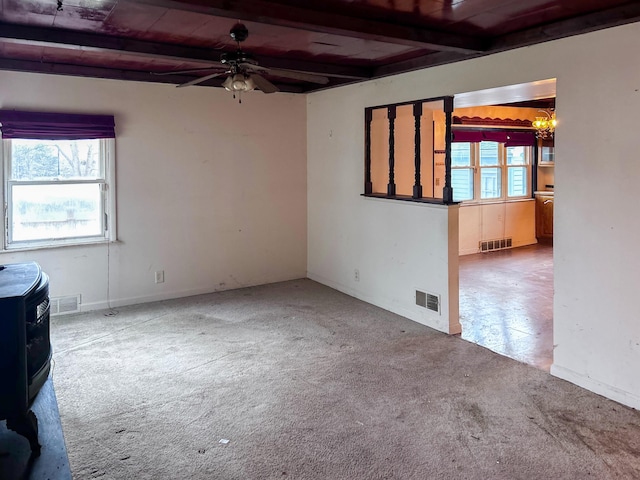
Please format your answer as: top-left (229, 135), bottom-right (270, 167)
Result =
top-left (50, 295), bottom-right (81, 316)
top-left (480, 237), bottom-right (513, 253)
top-left (416, 290), bottom-right (440, 314)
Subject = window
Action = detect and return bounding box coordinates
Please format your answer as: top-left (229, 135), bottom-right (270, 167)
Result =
top-left (506, 146), bottom-right (528, 197)
top-left (479, 141), bottom-right (501, 199)
top-left (451, 141), bottom-right (531, 203)
top-left (0, 111), bottom-right (116, 250)
top-left (451, 143), bottom-right (474, 201)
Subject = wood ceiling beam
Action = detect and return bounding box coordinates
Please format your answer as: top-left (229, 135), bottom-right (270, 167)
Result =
top-left (372, 2), bottom-right (640, 80)
top-left (490, 2), bottom-right (640, 52)
top-left (0, 23), bottom-right (371, 80)
top-left (0, 58), bottom-right (307, 93)
top-left (373, 51), bottom-right (482, 78)
top-left (125, 0), bottom-right (487, 54)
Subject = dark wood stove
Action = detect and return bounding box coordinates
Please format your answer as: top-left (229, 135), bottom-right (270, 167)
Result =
top-left (0, 262), bottom-right (51, 455)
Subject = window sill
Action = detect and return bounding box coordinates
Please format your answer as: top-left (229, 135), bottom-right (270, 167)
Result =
top-left (2, 239), bottom-right (121, 254)
top-left (459, 197), bottom-right (534, 207)
top-left (362, 193), bottom-right (458, 205)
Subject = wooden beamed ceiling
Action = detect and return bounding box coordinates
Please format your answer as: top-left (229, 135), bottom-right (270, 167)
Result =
top-left (128, 0), bottom-right (487, 53)
top-left (0, 0), bottom-right (639, 92)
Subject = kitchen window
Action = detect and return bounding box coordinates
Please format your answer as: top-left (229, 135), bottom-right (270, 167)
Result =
top-left (451, 141), bottom-right (531, 203)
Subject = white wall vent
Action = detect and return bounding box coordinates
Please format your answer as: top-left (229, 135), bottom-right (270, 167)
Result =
top-left (50, 295), bottom-right (81, 316)
top-left (416, 290), bottom-right (427, 307)
top-left (480, 237), bottom-right (513, 253)
top-left (416, 290), bottom-right (440, 314)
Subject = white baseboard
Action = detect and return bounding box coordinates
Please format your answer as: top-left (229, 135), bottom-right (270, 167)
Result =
top-left (78, 277), bottom-right (303, 313)
top-left (307, 271), bottom-right (454, 334)
top-left (550, 363), bottom-right (640, 410)
top-left (79, 285), bottom-right (224, 312)
top-left (75, 271), bottom-right (458, 336)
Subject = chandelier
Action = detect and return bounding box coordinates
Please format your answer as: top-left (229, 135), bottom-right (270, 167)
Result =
top-left (532, 110), bottom-right (557, 139)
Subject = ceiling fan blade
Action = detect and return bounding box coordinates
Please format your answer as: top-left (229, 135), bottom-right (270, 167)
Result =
top-left (177, 72), bottom-right (226, 88)
top-left (240, 63), bottom-right (268, 71)
top-left (249, 74), bottom-right (279, 94)
top-left (152, 67), bottom-right (222, 76)
top-left (239, 63), bottom-right (329, 85)
top-left (264, 68), bottom-right (330, 85)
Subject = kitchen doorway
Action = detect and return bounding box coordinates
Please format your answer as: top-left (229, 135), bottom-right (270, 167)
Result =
top-left (458, 244), bottom-right (553, 370)
top-left (454, 80), bottom-right (556, 371)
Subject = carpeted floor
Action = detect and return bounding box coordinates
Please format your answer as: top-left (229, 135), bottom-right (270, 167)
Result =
top-left (51, 279), bottom-right (640, 479)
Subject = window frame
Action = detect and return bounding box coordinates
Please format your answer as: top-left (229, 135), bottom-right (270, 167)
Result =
top-left (451, 142), bottom-right (474, 202)
top-left (504, 144), bottom-right (530, 198)
top-left (1, 138), bottom-right (117, 251)
top-left (478, 141), bottom-right (502, 200)
top-left (451, 141), bottom-right (532, 204)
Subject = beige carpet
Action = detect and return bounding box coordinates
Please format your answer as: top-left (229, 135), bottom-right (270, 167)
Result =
top-left (51, 279), bottom-right (640, 479)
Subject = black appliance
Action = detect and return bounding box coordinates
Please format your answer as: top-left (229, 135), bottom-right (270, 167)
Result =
top-left (0, 262), bottom-right (51, 455)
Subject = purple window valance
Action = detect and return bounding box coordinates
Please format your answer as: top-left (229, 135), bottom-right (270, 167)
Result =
top-left (451, 130), bottom-right (484, 143)
top-left (504, 131), bottom-right (536, 147)
top-left (0, 110), bottom-right (115, 140)
top-left (452, 129), bottom-right (535, 147)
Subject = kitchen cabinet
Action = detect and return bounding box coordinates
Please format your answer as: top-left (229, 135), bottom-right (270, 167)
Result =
top-left (535, 193), bottom-right (554, 241)
top-left (539, 139), bottom-right (555, 164)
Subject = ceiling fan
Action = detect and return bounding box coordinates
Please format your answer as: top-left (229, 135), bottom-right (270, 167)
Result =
top-left (153, 23), bottom-right (330, 102)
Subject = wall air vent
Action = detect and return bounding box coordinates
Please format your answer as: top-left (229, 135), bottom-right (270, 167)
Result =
top-left (416, 290), bottom-right (440, 314)
top-left (416, 290), bottom-right (427, 308)
top-left (426, 293), bottom-right (440, 313)
top-left (480, 237), bottom-right (513, 253)
top-left (50, 295), bottom-right (81, 316)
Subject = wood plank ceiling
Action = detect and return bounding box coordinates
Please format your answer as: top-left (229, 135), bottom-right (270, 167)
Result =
top-left (0, 0), bottom-right (639, 93)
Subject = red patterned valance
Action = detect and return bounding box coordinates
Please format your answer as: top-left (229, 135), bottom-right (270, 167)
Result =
top-left (453, 116), bottom-right (532, 128)
top-left (452, 129), bottom-right (535, 146)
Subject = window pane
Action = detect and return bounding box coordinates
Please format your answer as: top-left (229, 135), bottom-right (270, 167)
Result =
top-left (451, 142), bottom-right (471, 167)
top-left (10, 139), bottom-right (102, 180)
top-left (481, 167), bottom-right (501, 198)
top-left (479, 142), bottom-right (499, 166)
top-left (11, 183), bottom-right (103, 242)
top-left (541, 146), bottom-right (554, 163)
top-left (507, 146), bottom-right (527, 165)
top-left (508, 167), bottom-right (528, 197)
top-left (452, 169), bottom-right (474, 201)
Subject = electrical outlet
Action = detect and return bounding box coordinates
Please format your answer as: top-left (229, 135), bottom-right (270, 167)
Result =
top-left (354, 269), bottom-right (360, 282)
top-left (155, 270), bottom-right (164, 284)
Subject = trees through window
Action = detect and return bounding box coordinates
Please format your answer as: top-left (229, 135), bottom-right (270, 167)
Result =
top-left (0, 110), bottom-right (116, 250)
top-left (4, 138), bottom-right (115, 248)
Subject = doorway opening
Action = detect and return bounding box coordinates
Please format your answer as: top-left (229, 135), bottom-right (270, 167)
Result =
top-left (454, 79), bottom-right (556, 371)
top-left (459, 244), bottom-right (553, 370)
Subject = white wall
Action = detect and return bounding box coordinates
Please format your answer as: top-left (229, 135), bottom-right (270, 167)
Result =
top-left (0, 71), bottom-right (307, 310)
top-left (307, 83), bottom-right (460, 334)
top-left (307, 22), bottom-right (640, 408)
top-left (459, 200), bottom-right (536, 255)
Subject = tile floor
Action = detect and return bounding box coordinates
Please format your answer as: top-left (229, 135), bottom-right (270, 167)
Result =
top-left (458, 243), bottom-right (553, 371)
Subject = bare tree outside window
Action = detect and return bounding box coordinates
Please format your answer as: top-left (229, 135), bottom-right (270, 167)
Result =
top-left (7, 139), bottom-right (107, 244)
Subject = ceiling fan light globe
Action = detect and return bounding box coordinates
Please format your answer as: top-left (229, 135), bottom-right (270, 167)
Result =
top-left (222, 75), bottom-right (234, 92)
top-left (244, 76), bottom-right (256, 92)
top-left (233, 74), bottom-right (256, 92)
top-left (232, 74), bottom-right (247, 91)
